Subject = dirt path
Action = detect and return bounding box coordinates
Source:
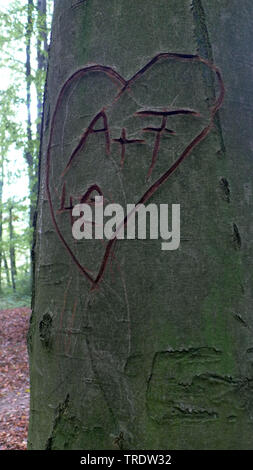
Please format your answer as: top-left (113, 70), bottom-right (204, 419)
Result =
top-left (0, 307), bottom-right (30, 450)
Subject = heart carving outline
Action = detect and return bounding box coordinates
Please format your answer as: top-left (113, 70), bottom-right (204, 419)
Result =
top-left (46, 52), bottom-right (225, 290)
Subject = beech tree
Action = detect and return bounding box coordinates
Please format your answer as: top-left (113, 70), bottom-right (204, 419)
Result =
top-left (28, 0), bottom-right (253, 449)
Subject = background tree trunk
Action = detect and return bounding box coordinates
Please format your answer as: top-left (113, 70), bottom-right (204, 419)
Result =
top-left (25, 0), bottom-right (34, 230)
top-left (28, 0), bottom-right (253, 450)
top-left (36, 0), bottom-right (48, 142)
top-left (26, 0), bottom-right (48, 231)
top-left (9, 205), bottom-right (17, 292)
top-left (3, 251), bottom-right (11, 288)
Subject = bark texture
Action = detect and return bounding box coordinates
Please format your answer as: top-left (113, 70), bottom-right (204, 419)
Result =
top-left (29, 0), bottom-right (253, 449)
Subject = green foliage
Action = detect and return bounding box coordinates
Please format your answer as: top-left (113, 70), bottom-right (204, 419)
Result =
top-left (0, 88), bottom-right (25, 167)
top-left (0, 0), bottom-right (53, 306)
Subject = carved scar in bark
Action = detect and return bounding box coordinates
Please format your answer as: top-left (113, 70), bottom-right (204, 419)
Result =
top-left (46, 53), bottom-right (225, 290)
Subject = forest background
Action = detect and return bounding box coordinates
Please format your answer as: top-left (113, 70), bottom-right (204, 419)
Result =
top-left (0, 0), bottom-right (53, 309)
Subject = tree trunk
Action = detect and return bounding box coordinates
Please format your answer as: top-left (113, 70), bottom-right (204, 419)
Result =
top-left (28, 0), bottom-right (253, 450)
top-left (37, 0), bottom-right (48, 135)
top-left (25, 0), bottom-right (35, 230)
top-left (9, 205), bottom-right (17, 292)
top-left (3, 251), bottom-right (11, 288)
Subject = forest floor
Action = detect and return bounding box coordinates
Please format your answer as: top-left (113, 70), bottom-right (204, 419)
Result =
top-left (0, 307), bottom-right (31, 450)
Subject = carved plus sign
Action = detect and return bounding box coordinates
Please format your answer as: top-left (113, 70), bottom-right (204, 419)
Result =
top-left (112, 127), bottom-right (145, 168)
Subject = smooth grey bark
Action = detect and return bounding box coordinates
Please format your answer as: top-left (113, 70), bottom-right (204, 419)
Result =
top-left (29, 0), bottom-right (253, 450)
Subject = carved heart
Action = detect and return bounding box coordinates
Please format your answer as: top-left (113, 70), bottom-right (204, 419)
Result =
top-left (46, 53), bottom-right (224, 289)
